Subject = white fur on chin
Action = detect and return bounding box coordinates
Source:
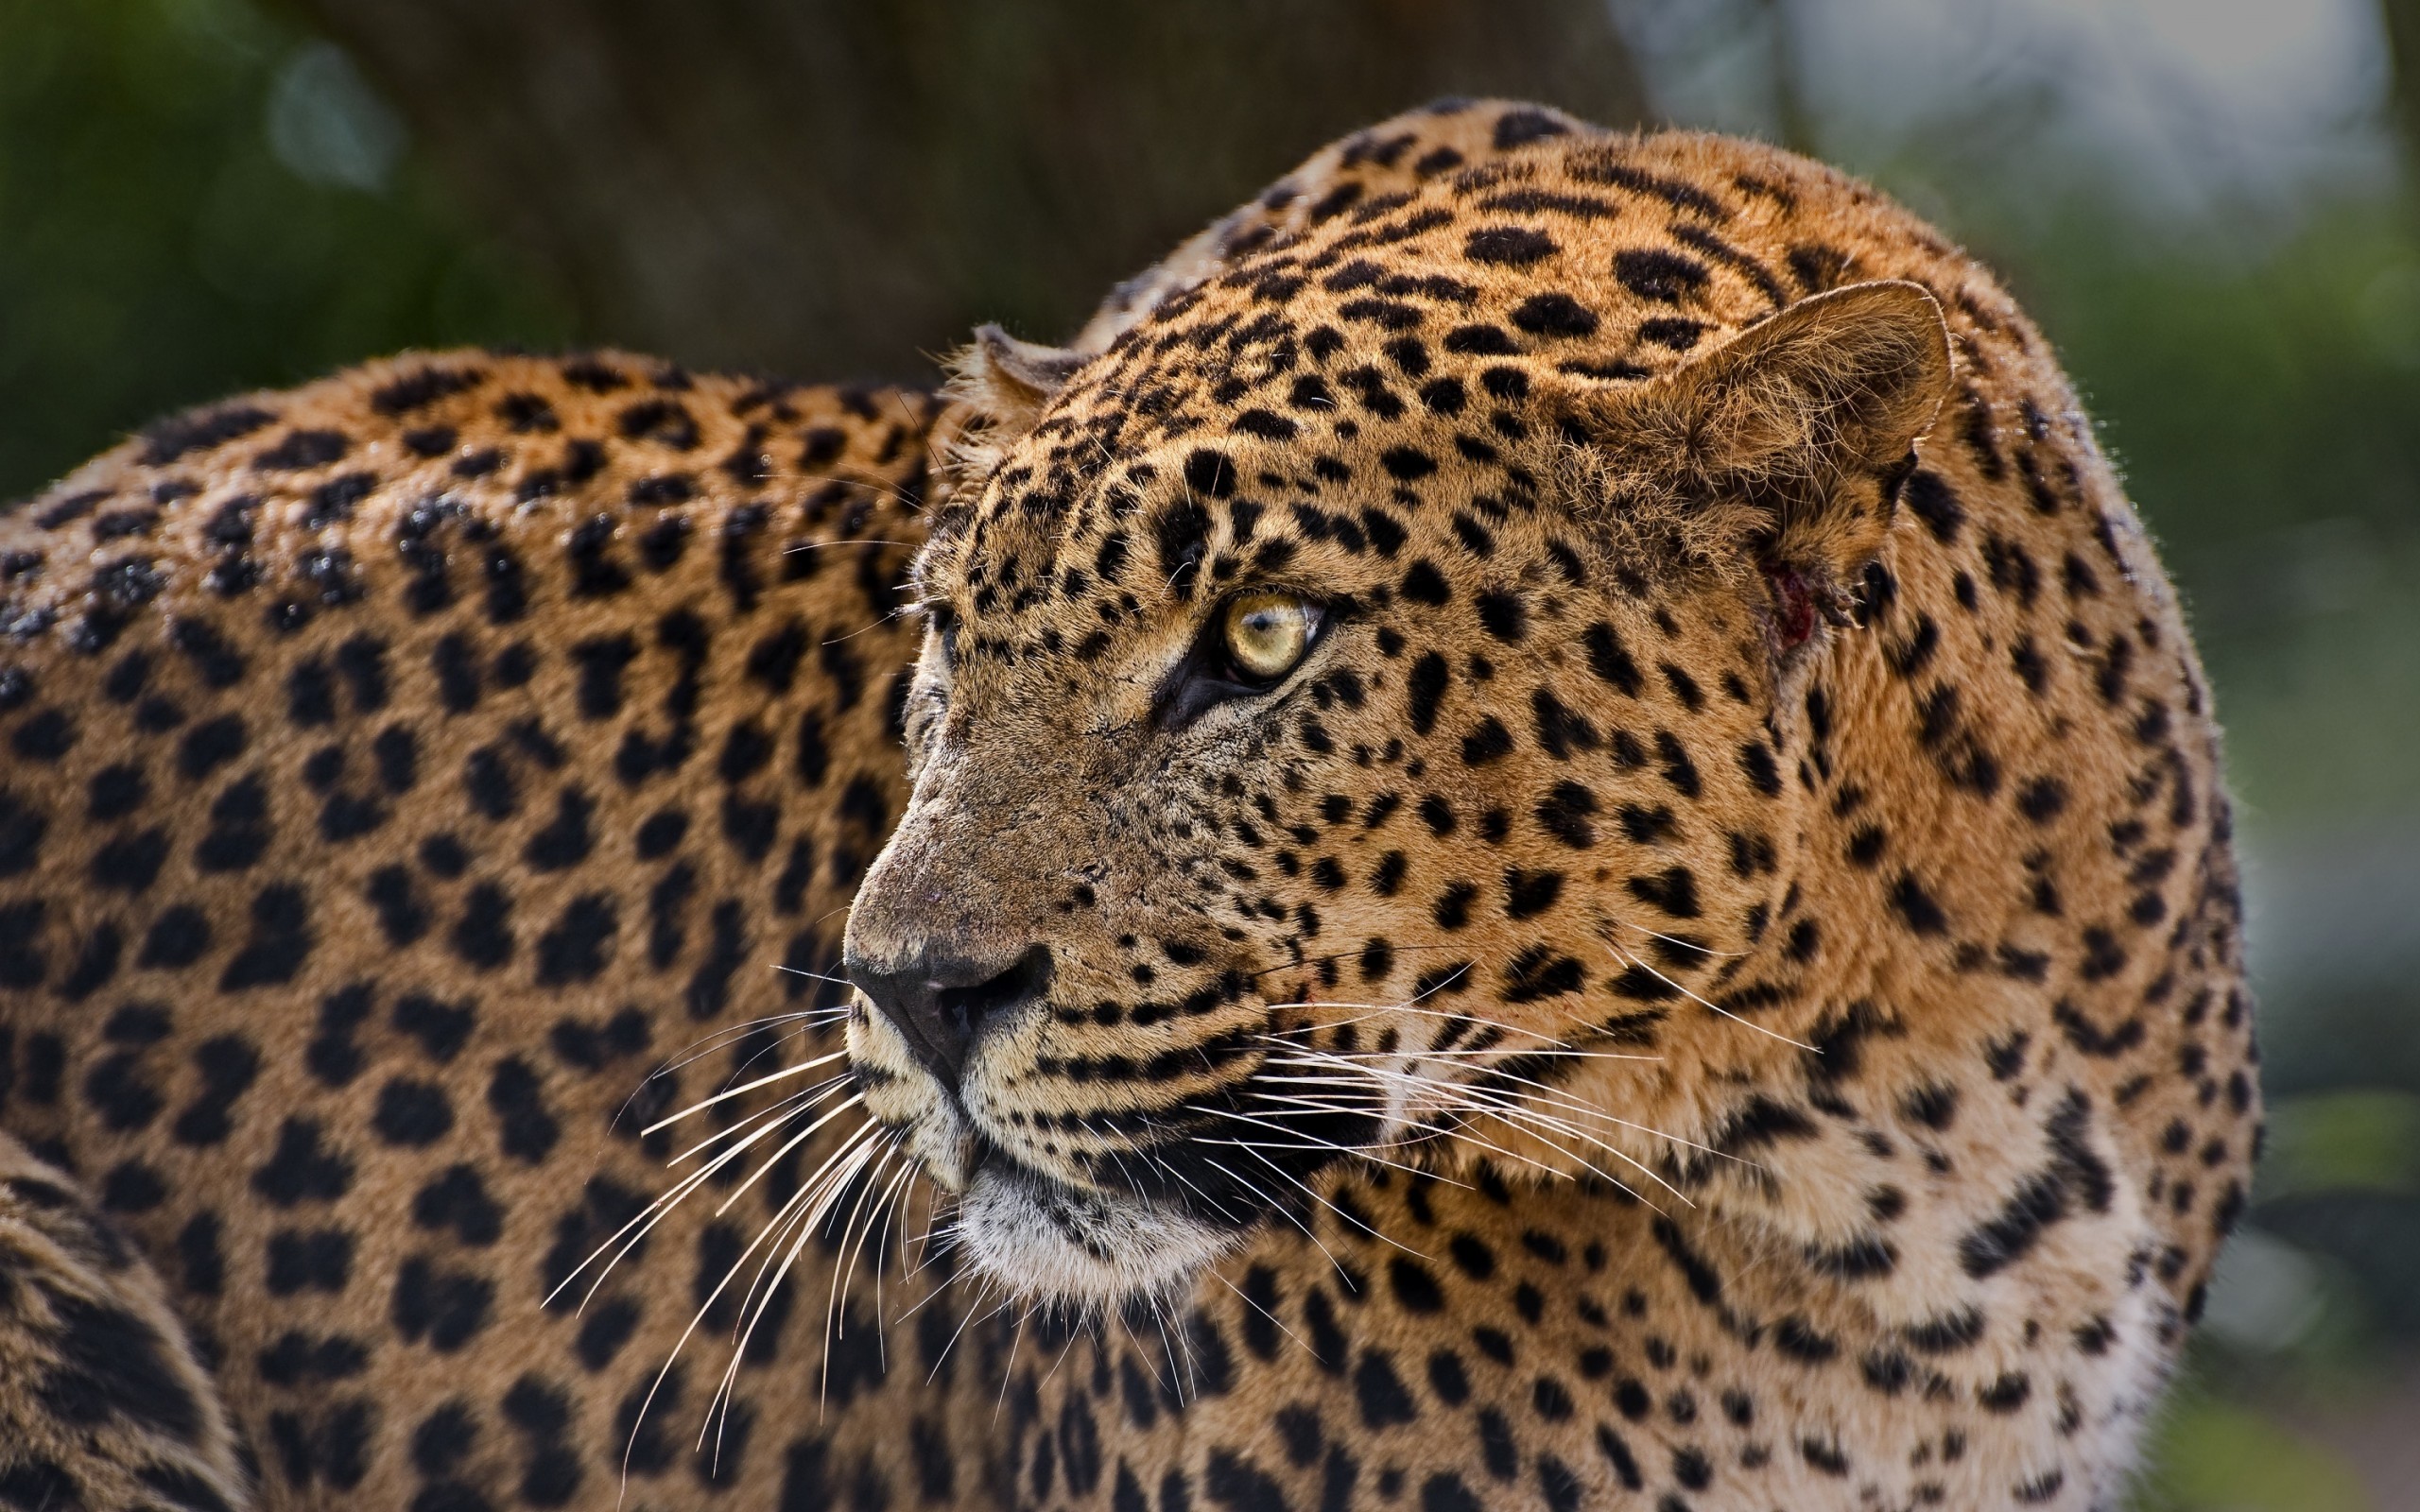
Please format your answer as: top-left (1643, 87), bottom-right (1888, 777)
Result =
top-left (956, 1166), bottom-right (1236, 1306)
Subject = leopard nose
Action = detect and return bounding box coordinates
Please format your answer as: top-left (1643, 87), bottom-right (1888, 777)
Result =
top-left (846, 943), bottom-right (1053, 1085)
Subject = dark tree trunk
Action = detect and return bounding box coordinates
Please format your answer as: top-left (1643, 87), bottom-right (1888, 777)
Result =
top-left (2384, 0), bottom-right (2420, 206)
top-left (290, 0), bottom-right (1646, 382)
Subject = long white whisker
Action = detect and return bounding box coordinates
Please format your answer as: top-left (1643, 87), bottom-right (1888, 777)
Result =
top-left (646, 1048), bottom-right (855, 1135)
top-left (1600, 938), bottom-right (1816, 1052)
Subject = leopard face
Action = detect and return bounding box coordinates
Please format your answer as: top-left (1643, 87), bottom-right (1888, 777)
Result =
top-left (845, 143), bottom-right (1960, 1306)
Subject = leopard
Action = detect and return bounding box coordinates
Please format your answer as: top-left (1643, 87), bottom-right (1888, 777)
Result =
top-left (0, 97), bottom-right (2256, 1512)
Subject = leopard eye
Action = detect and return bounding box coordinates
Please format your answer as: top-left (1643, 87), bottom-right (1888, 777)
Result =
top-left (1221, 591), bottom-right (1322, 686)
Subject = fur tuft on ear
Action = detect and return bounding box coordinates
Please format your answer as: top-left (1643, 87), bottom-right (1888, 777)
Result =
top-left (1560, 280), bottom-right (1953, 596)
top-left (932, 324), bottom-right (1087, 510)
top-left (944, 324), bottom-right (1084, 437)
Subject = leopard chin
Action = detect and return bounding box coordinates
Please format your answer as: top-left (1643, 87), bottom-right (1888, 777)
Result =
top-left (953, 1159), bottom-right (1238, 1306)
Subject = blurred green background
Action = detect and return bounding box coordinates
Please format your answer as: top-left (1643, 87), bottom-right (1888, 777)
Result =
top-left (4, 1), bottom-right (2415, 1504)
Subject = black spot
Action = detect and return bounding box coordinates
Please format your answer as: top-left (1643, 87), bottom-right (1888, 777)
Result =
top-left (1508, 293), bottom-right (1599, 338)
top-left (1406, 652), bottom-right (1450, 735)
top-left (373, 1079), bottom-right (455, 1146)
top-left (1503, 868), bottom-right (1564, 919)
top-left (1534, 781), bottom-right (1598, 848)
top-left (1402, 559), bottom-right (1451, 606)
top-left (220, 884), bottom-right (312, 989)
top-left (251, 1118), bottom-right (353, 1207)
top-left (372, 368), bottom-right (488, 423)
top-left (141, 404), bottom-right (275, 464)
top-left (413, 1164), bottom-right (503, 1246)
top-left (267, 1228), bottom-right (354, 1294)
top-left (1493, 107), bottom-right (1571, 148)
top-left (1461, 717), bottom-right (1513, 765)
top-left (1625, 867), bottom-right (1701, 919)
top-left (535, 894), bottom-right (617, 985)
top-left (1613, 249), bottom-right (1710, 303)
top-left (1183, 449), bottom-right (1238, 499)
top-left (1465, 227), bottom-right (1558, 266)
top-left (489, 1057), bottom-right (559, 1162)
top-left (1353, 1349), bottom-right (1418, 1428)
top-left (1903, 471), bottom-right (1964, 543)
top-left (451, 884), bottom-right (515, 971)
top-left (393, 1256), bottom-right (494, 1351)
top-left (1889, 873), bottom-right (1949, 936)
top-left (254, 428), bottom-right (350, 470)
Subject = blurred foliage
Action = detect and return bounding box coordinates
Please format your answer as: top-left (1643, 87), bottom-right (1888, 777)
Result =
top-left (2009, 207), bottom-right (2420, 823)
top-left (2263, 1089), bottom-right (2420, 1198)
top-left (2135, 1394), bottom-right (2375, 1512)
top-left (3, 1), bottom-right (2417, 1505)
top-left (0, 0), bottom-right (569, 500)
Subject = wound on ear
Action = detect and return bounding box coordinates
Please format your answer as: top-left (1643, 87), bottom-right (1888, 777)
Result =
top-left (1765, 562), bottom-right (1821, 648)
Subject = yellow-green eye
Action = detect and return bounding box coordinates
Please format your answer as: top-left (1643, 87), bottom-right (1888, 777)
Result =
top-left (1222, 591), bottom-right (1322, 684)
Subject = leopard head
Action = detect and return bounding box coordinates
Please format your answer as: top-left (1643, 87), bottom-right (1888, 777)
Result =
top-left (845, 164), bottom-right (1952, 1304)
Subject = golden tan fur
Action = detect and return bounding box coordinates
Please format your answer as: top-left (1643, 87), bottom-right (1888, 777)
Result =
top-left (0, 100), bottom-right (2253, 1511)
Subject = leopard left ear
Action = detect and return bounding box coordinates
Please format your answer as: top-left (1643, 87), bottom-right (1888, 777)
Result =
top-left (945, 324), bottom-right (1085, 439)
top-left (1564, 280), bottom-right (1953, 601)
top-left (928, 324), bottom-right (1089, 515)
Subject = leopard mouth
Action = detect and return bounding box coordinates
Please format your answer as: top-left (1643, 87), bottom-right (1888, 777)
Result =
top-left (852, 988), bottom-right (1389, 1300)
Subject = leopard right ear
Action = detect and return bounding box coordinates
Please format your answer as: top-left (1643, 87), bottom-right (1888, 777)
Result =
top-left (945, 324), bottom-right (1085, 440)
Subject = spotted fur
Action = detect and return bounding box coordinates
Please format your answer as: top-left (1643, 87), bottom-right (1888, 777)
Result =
top-left (853, 99), bottom-right (2257, 1510)
top-left (0, 100), bottom-right (2254, 1512)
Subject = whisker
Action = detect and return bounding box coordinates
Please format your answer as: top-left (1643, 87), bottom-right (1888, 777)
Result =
top-left (1599, 938), bottom-right (1816, 1052)
top-left (1611, 917), bottom-right (1746, 959)
top-left (1261, 1040), bottom-right (1660, 1063)
top-left (665, 1074), bottom-right (853, 1167)
top-left (1195, 1153), bottom-right (1357, 1286)
top-left (769, 963), bottom-right (863, 992)
top-left (1248, 1063), bottom-right (1678, 1210)
top-left (645, 1048), bottom-right (854, 1135)
top-left (1230, 1143), bottom-right (1430, 1261)
top-left (708, 1094), bottom-right (870, 1219)
top-left (1261, 1056), bottom-right (1698, 1201)
top-left (1184, 1102), bottom-right (1471, 1187)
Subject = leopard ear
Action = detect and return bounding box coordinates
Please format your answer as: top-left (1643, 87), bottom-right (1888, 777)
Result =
top-left (945, 323), bottom-right (1085, 439)
top-left (1564, 280), bottom-right (1953, 593)
top-left (929, 324), bottom-right (1088, 512)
